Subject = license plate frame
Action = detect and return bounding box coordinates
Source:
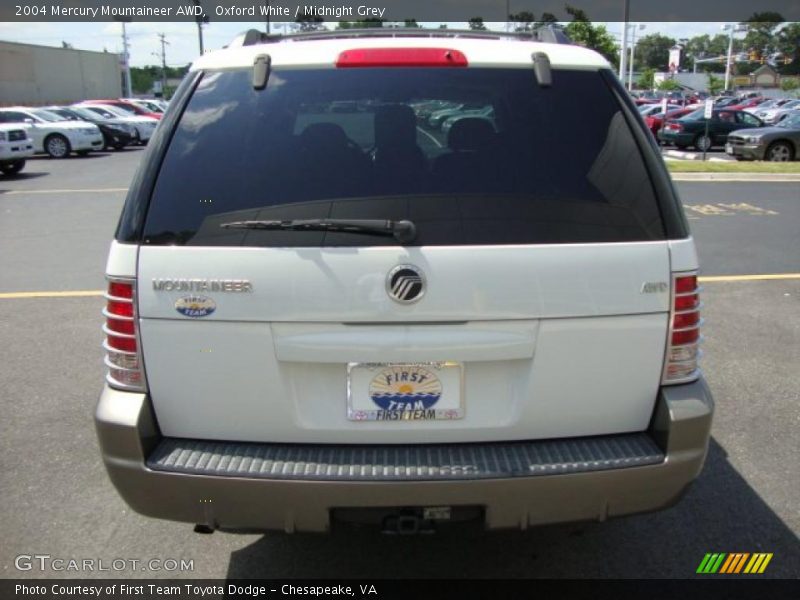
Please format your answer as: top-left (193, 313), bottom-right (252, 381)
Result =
top-left (346, 361), bottom-right (464, 422)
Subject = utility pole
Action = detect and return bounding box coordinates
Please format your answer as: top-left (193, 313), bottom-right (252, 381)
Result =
top-left (193, 0), bottom-right (209, 56)
top-left (157, 33), bottom-right (169, 97)
top-left (265, 0), bottom-right (270, 34)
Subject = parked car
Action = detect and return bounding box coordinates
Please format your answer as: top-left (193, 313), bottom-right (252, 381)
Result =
top-left (711, 96), bottom-right (740, 108)
top-left (121, 98), bottom-right (165, 114)
top-left (744, 98), bottom-right (792, 114)
top-left (95, 30), bottom-right (713, 534)
top-left (728, 96), bottom-right (766, 111)
top-left (45, 106), bottom-right (137, 151)
top-left (82, 99), bottom-right (162, 120)
top-left (75, 103), bottom-right (159, 145)
top-left (0, 123), bottom-right (34, 175)
top-left (725, 112), bottom-right (800, 162)
top-left (441, 106), bottom-right (495, 135)
top-left (638, 103), bottom-right (681, 117)
top-left (753, 99), bottom-right (800, 124)
top-left (659, 108), bottom-right (764, 150)
top-left (644, 107), bottom-right (694, 138)
top-left (0, 107), bottom-right (103, 158)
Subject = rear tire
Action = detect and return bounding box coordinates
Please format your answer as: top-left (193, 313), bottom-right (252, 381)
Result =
top-left (765, 141), bottom-right (794, 162)
top-left (44, 134), bottom-right (71, 158)
top-left (694, 134), bottom-right (712, 152)
top-left (112, 143), bottom-right (126, 151)
top-left (0, 160), bottom-right (25, 175)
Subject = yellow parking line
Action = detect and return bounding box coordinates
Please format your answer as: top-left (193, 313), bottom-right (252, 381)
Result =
top-left (4, 188), bottom-right (128, 195)
top-left (699, 274), bottom-right (800, 282)
top-left (0, 290), bottom-right (104, 299)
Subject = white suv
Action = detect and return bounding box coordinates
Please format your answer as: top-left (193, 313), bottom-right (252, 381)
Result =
top-left (96, 29), bottom-right (713, 534)
top-left (0, 123), bottom-right (34, 175)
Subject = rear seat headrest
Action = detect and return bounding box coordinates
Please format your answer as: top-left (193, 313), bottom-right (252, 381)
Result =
top-left (447, 118), bottom-right (496, 152)
top-left (374, 104), bottom-right (418, 147)
top-left (299, 122), bottom-right (350, 150)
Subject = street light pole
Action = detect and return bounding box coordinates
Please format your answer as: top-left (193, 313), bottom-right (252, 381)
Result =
top-left (114, 18), bottom-right (133, 97)
top-left (724, 25), bottom-right (734, 92)
top-left (628, 23), bottom-right (645, 91)
top-left (619, 0), bottom-right (629, 82)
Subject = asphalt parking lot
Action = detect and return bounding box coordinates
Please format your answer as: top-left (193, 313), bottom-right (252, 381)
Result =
top-left (1, 150), bottom-right (798, 579)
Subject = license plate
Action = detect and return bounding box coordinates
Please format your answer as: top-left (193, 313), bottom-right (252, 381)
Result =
top-left (347, 362), bottom-right (464, 421)
top-left (725, 143), bottom-right (733, 154)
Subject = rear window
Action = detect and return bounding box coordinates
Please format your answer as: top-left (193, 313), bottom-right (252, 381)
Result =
top-left (143, 67), bottom-right (666, 247)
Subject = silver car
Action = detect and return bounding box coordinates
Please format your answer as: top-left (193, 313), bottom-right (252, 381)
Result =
top-left (726, 112), bottom-right (800, 161)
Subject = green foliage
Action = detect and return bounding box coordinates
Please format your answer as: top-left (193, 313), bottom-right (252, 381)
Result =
top-left (468, 17), bottom-right (487, 31)
top-left (509, 11), bottom-right (536, 32)
top-left (337, 19), bottom-right (383, 29)
top-left (130, 65), bottom-right (187, 94)
top-left (295, 16), bottom-right (324, 31)
top-left (777, 22), bottom-right (800, 75)
top-left (403, 20), bottom-right (420, 28)
top-left (634, 34), bottom-right (676, 71)
top-left (563, 11), bottom-right (618, 66)
top-left (707, 73), bottom-right (724, 95)
top-left (780, 77), bottom-right (799, 92)
top-left (657, 78), bottom-right (681, 91)
top-left (741, 12), bottom-right (784, 60)
top-left (683, 34), bottom-right (729, 73)
top-left (637, 68), bottom-right (656, 90)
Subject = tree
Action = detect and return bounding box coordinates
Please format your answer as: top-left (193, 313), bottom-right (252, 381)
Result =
top-left (741, 12), bottom-right (784, 60)
top-left (509, 11), bottom-right (536, 32)
top-left (337, 19), bottom-right (383, 29)
top-left (707, 73), bottom-right (724, 95)
top-left (637, 68), bottom-right (655, 90)
top-left (563, 6), bottom-right (618, 66)
top-left (403, 19), bottom-right (420, 28)
top-left (657, 78), bottom-right (681, 91)
top-left (780, 77), bottom-right (799, 92)
top-left (468, 17), bottom-right (487, 31)
top-left (777, 22), bottom-right (800, 75)
top-left (634, 34), bottom-right (676, 71)
top-left (683, 34), bottom-right (729, 73)
top-left (438, 24), bottom-right (448, 29)
top-left (295, 16), bottom-right (324, 31)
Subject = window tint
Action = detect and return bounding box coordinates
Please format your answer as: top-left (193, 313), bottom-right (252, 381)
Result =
top-left (737, 112), bottom-right (760, 126)
top-left (143, 68), bottom-right (666, 247)
top-left (0, 111), bottom-right (32, 123)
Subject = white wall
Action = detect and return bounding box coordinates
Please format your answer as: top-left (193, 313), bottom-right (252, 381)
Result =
top-left (0, 41), bottom-right (121, 106)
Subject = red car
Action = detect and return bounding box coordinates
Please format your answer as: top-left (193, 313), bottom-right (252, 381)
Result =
top-left (82, 99), bottom-right (162, 120)
top-left (728, 97), bottom-right (765, 111)
top-left (645, 107), bottom-right (694, 137)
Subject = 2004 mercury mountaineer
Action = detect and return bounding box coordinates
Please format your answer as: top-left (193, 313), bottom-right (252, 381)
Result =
top-left (95, 28), bottom-right (714, 534)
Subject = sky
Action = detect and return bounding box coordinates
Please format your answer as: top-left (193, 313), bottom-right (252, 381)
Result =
top-left (0, 21), bottom-right (759, 68)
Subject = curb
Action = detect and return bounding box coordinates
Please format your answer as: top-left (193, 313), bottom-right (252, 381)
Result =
top-left (669, 172), bottom-right (800, 182)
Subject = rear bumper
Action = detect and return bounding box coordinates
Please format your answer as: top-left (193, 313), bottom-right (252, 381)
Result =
top-left (95, 379), bottom-right (714, 532)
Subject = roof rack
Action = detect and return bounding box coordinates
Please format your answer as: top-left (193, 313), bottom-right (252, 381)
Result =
top-left (230, 25), bottom-right (572, 48)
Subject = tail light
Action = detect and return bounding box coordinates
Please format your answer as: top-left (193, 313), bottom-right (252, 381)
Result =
top-left (662, 272), bottom-right (702, 384)
top-left (666, 121), bottom-right (683, 131)
top-left (103, 278), bottom-right (147, 391)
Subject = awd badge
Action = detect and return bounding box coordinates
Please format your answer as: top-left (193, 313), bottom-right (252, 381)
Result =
top-left (174, 295), bottom-right (216, 318)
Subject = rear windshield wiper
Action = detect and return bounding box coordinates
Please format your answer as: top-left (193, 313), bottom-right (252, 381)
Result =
top-left (219, 218), bottom-right (417, 244)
